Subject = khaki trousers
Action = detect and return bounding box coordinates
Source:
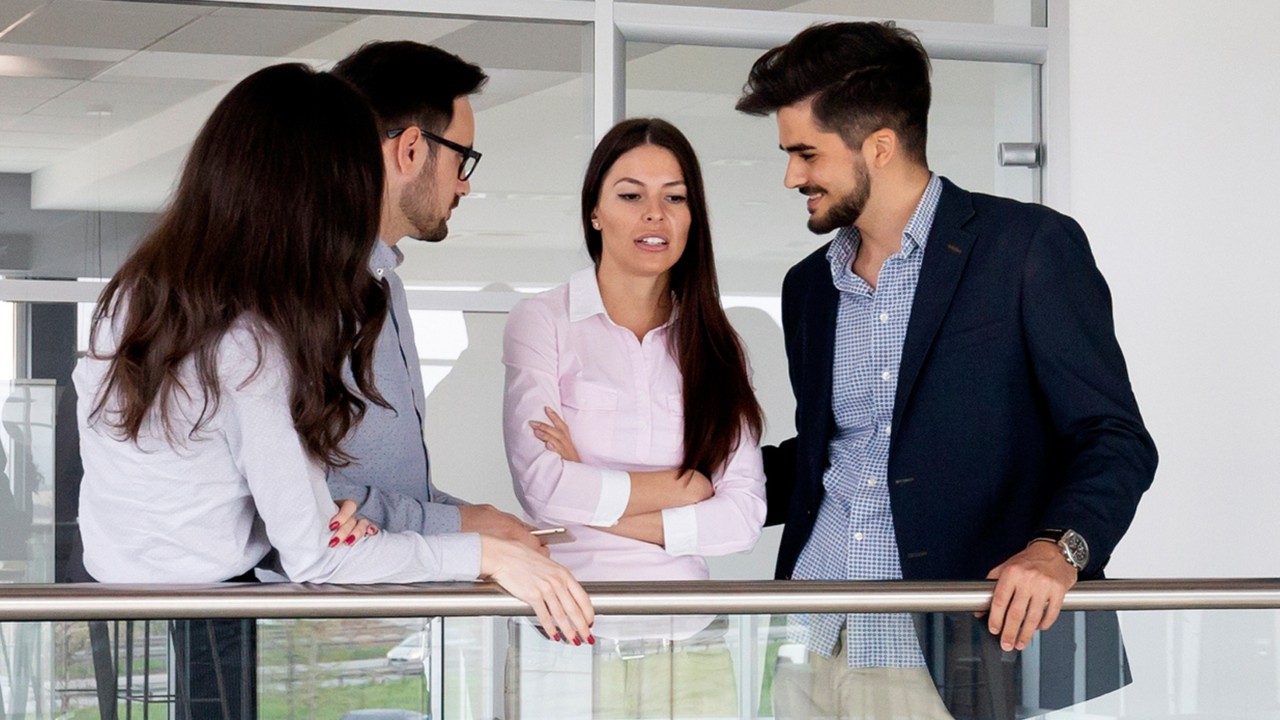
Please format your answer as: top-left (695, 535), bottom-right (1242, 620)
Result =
top-left (773, 632), bottom-right (954, 720)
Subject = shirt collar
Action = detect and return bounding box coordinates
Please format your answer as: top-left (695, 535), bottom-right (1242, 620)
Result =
top-left (567, 266), bottom-right (678, 329)
top-left (367, 240), bottom-right (403, 277)
top-left (825, 173), bottom-right (943, 282)
top-left (568, 266), bottom-right (607, 322)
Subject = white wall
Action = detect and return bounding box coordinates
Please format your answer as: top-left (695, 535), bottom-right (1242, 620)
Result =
top-left (1066, 0), bottom-right (1280, 578)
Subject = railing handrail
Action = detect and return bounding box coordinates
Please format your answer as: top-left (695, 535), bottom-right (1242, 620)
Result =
top-left (2, 579), bottom-right (1279, 621)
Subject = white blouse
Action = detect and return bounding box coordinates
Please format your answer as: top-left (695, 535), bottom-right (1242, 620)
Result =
top-left (75, 313), bottom-right (481, 584)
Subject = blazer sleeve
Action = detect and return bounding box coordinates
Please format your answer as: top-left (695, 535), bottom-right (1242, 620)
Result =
top-left (1021, 213), bottom-right (1158, 576)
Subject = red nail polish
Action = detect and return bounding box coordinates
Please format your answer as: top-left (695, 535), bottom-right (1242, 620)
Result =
top-left (572, 637), bottom-right (581, 646)
top-left (329, 521), bottom-right (340, 531)
top-left (328, 537), bottom-right (339, 548)
top-left (344, 535), bottom-right (355, 545)
top-left (552, 633), bottom-right (560, 642)
top-left (587, 635), bottom-right (595, 645)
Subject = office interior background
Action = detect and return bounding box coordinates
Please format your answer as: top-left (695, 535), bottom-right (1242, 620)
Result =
top-left (0, 0), bottom-right (1277, 717)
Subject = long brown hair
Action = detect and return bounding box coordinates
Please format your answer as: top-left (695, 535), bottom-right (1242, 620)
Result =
top-left (582, 118), bottom-right (763, 476)
top-left (88, 63), bottom-right (388, 467)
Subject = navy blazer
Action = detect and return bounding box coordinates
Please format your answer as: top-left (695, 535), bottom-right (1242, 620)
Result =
top-left (764, 177), bottom-right (1157, 582)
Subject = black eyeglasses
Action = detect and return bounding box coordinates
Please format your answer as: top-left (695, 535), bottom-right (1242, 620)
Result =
top-left (387, 127), bottom-right (482, 181)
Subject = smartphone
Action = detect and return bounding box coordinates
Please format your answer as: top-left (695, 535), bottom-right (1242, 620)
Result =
top-left (530, 527), bottom-right (574, 545)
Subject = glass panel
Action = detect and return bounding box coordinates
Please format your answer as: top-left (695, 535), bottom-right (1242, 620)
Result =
top-left (626, 44), bottom-right (1039, 296)
top-left (4, 607), bottom-right (1280, 717)
top-left (620, 0), bottom-right (1048, 27)
top-left (0, 379), bottom-right (56, 585)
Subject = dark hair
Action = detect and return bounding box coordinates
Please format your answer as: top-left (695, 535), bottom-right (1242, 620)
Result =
top-left (581, 118), bottom-right (764, 477)
top-left (89, 63), bottom-right (388, 468)
top-left (736, 22), bottom-right (931, 164)
top-left (331, 40), bottom-right (488, 136)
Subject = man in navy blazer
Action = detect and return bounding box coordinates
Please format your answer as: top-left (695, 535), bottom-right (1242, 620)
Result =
top-left (738, 22), bottom-right (1157, 719)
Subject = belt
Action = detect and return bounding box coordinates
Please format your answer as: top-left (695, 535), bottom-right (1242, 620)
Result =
top-left (602, 615), bottom-right (729, 660)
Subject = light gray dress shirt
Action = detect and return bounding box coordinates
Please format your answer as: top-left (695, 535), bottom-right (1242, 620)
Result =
top-left (327, 241), bottom-right (468, 538)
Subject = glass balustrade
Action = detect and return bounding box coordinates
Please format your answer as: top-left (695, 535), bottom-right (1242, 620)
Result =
top-left (2, 581), bottom-right (1279, 719)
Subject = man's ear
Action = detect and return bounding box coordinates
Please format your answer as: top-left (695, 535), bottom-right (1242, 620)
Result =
top-left (865, 128), bottom-right (899, 169)
top-left (388, 129), bottom-right (421, 177)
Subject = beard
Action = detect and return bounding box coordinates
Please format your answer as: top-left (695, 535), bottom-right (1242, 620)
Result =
top-left (399, 164), bottom-right (451, 243)
top-left (805, 158), bottom-right (871, 235)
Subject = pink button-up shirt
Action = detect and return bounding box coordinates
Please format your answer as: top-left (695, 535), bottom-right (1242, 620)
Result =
top-left (502, 267), bottom-right (766, 582)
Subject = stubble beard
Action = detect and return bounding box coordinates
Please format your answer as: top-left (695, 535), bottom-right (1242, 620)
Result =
top-left (400, 163), bottom-right (450, 243)
top-left (806, 159), bottom-right (871, 235)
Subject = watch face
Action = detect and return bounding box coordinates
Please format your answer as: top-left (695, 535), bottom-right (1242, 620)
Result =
top-left (1061, 530), bottom-right (1089, 569)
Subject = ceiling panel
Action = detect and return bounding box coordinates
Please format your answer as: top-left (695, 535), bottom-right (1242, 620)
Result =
top-left (0, 41), bottom-right (129, 62)
top-left (149, 14), bottom-right (356, 56)
top-left (433, 20), bottom-right (586, 73)
top-left (0, 74), bottom-right (77, 98)
top-left (0, 130), bottom-right (83, 148)
top-left (25, 77), bottom-right (219, 119)
top-left (1, 0), bottom-right (208, 51)
top-left (0, 54), bottom-right (112, 79)
top-left (0, 0), bottom-right (47, 31)
top-left (0, 110), bottom-right (132, 134)
top-left (99, 50), bottom-right (303, 83)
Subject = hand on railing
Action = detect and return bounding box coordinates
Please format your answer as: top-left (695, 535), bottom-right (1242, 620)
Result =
top-left (479, 536), bottom-right (595, 645)
top-left (983, 541), bottom-right (1078, 652)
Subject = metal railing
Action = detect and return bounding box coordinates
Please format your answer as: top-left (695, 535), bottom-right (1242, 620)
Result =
top-left (2, 579), bottom-right (1279, 621)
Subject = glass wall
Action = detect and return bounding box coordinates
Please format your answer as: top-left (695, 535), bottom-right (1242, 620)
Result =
top-left (6, 604), bottom-right (1280, 718)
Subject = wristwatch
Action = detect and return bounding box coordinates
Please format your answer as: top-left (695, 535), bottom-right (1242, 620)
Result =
top-left (1030, 529), bottom-right (1089, 572)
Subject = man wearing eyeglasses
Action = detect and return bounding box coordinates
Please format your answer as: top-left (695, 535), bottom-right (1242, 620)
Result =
top-left (327, 41), bottom-right (542, 555)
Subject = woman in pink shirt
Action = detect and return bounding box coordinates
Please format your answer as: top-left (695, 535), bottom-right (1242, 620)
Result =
top-left (502, 118), bottom-right (766, 718)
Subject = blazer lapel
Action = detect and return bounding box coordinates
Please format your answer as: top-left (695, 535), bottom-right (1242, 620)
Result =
top-left (804, 264), bottom-right (840, 476)
top-left (892, 179), bottom-right (977, 436)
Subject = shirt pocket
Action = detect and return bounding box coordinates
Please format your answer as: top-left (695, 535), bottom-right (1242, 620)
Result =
top-left (559, 379), bottom-right (620, 459)
top-left (560, 379), bottom-right (619, 412)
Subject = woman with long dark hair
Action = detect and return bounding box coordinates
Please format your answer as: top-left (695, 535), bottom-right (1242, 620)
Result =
top-left (75, 63), bottom-right (592, 635)
top-left (502, 118), bottom-right (765, 718)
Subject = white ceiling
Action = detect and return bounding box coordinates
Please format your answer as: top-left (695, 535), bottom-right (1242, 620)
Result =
top-left (0, 0), bottom-right (1041, 291)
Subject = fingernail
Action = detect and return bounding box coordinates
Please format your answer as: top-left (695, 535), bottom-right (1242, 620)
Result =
top-left (552, 633), bottom-right (560, 642)
top-left (369, 527), bottom-right (378, 535)
top-left (572, 637), bottom-right (581, 646)
top-left (587, 635), bottom-right (595, 645)
top-left (344, 535), bottom-right (355, 545)
top-left (329, 521), bottom-right (340, 531)
top-left (328, 537), bottom-right (339, 548)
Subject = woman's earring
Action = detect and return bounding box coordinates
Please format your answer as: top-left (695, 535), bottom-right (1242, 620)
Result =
top-left (591, 219), bottom-right (601, 230)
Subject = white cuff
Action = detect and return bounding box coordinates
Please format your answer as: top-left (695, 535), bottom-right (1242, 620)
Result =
top-left (589, 468), bottom-right (631, 527)
top-left (436, 533), bottom-right (483, 580)
top-left (661, 505), bottom-right (699, 556)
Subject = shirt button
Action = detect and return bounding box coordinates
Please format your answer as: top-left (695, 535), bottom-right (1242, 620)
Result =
top-left (854, 532), bottom-right (865, 541)
top-left (879, 312), bottom-right (889, 323)
top-left (881, 371), bottom-right (891, 381)
top-left (883, 424), bottom-right (892, 436)
top-left (867, 478), bottom-right (877, 486)
top-left (375, 268), bottom-right (385, 277)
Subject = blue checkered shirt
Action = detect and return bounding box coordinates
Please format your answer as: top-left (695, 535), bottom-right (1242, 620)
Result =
top-left (790, 174), bottom-right (943, 667)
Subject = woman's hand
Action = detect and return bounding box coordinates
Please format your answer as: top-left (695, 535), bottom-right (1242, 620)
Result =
top-left (328, 499), bottom-right (379, 548)
top-left (480, 536), bottom-right (595, 645)
top-left (530, 407), bottom-right (580, 463)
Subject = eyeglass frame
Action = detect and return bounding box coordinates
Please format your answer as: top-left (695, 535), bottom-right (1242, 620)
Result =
top-left (386, 126), bottom-right (482, 181)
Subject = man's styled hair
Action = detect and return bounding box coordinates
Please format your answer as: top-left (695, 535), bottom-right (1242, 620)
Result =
top-left (736, 22), bottom-right (932, 164)
top-left (331, 41), bottom-right (488, 135)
